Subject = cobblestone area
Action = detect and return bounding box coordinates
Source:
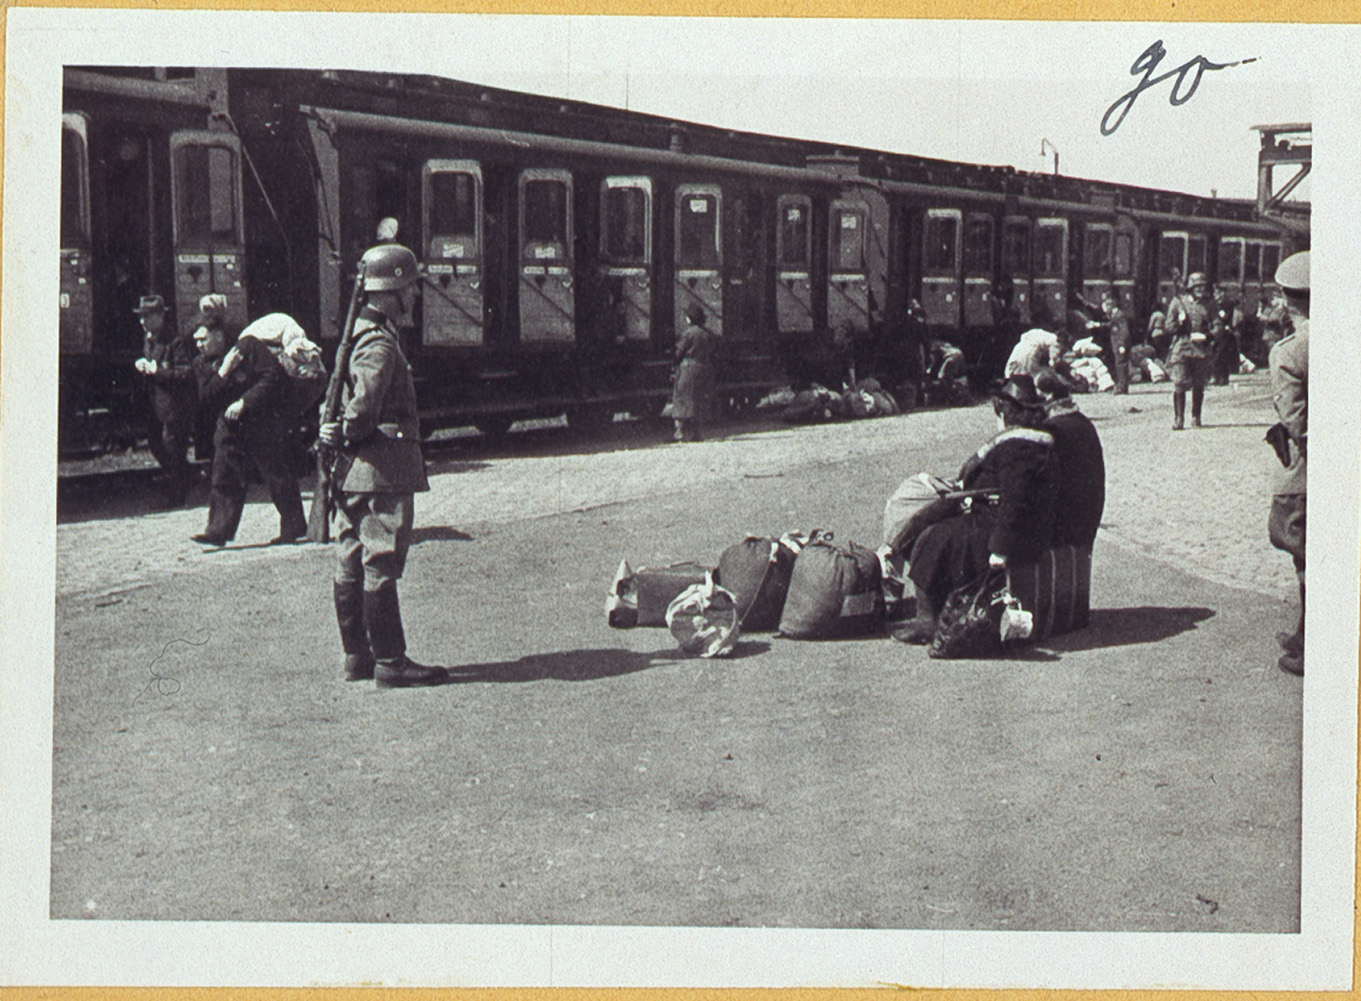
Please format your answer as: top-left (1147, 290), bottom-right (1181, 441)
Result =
top-left (56, 374), bottom-right (1292, 604)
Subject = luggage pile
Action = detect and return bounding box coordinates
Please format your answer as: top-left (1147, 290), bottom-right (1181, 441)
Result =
top-left (606, 529), bottom-right (895, 656)
top-left (757, 380), bottom-right (900, 425)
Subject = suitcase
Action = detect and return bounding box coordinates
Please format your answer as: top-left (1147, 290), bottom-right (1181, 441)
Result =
top-left (715, 536), bottom-right (798, 632)
top-left (634, 562), bottom-right (713, 627)
top-left (1007, 545), bottom-right (1092, 641)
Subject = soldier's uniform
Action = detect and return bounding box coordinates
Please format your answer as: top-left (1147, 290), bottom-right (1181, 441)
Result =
top-left (326, 244), bottom-right (441, 688)
top-left (1163, 273), bottom-right (1216, 429)
top-left (1267, 251), bottom-right (1309, 677)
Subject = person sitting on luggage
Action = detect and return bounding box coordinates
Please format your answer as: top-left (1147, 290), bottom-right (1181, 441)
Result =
top-left (891, 374), bottom-right (1061, 645)
top-left (1035, 367), bottom-right (1106, 550)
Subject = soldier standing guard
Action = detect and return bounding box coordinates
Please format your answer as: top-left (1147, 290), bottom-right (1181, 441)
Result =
top-left (1163, 272), bottom-right (1216, 430)
top-left (1266, 251), bottom-right (1309, 677)
top-left (318, 243), bottom-right (445, 688)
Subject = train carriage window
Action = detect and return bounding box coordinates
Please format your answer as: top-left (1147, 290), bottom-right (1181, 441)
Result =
top-left (522, 177), bottom-right (569, 262)
top-left (601, 180), bottom-right (651, 265)
top-left (1083, 225), bottom-right (1113, 280)
top-left (174, 143), bottom-right (239, 246)
top-left (924, 214), bottom-right (959, 274)
top-left (832, 207), bottom-right (866, 272)
top-left (426, 171), bottom-right (479, 258)
top-left (1188, 235), bottom-right (1208, 277)
top-left (777, 197), bottom-right (811, 268)
top-left (1001, 219), bottom-right (1030, 275)
top-left (1218, 239), bottom-right (1243, 284)
top-left (1158, 234), bottom-right (1187, 281)
top-left (1113, 233), bottom-right (1134, 278)
top-left (61, 120), bottom-right (89, 247)
top-left (963, 216), bottom-right (993, 277)
top-left (1263, 243), bottom-right (1281, 282)
top-left (1244, 241), bottom-right (1262, 282)
top-left (1034, 222), bottom-right (1066, 278)
top-left (677, 191), bottom-right (720, 269)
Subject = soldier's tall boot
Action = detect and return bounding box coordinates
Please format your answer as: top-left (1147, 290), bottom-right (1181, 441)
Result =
top-left (1191, 386), bottom-right (1205, 427)
top-left (1172, 390), bottom-right (1186, 430)
top-left (1278, 580), bottom-right (1305, 675)
top-left (364, 584), bottom-right (446, 688)
top-left (334, 581), bottom-right (374, 681)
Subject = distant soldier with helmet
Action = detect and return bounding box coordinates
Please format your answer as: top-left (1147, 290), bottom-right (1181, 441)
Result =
top-left (318, 243), bottom-right (445, 688)
top-left (1163, 271), bottom-right (1217, 430)
top-left (1266, 251), bottom-right (1309, 677)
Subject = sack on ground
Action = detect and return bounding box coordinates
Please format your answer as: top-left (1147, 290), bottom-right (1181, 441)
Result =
top-left (928, 569), bottom-right (1011, 659)
top-left (778, 535), bottom-right (884, 638)
top-left (1141, 357), bottom-right (1169, 383)
top-left (715, 534), bottom-right (802, 631)
top-left (606, 559), bottom-right (713, 627)
top-left (666, 575), bottom-right (740, 658)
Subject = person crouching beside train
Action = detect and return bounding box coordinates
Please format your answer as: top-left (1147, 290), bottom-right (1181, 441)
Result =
top-left (891, 375), bottom-right (1060, 644)
top-left (133, 294), bottom-right (196, 508)
top-left (318, 243), bottom-right (446, 688)
top-left (189, 313), bottom-right (306, 548)
top-left (672, 303), bottom-right (719, 442)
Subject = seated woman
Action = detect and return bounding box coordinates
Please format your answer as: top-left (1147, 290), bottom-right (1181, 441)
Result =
top-left (892, 374), bottom-right (1061, 644)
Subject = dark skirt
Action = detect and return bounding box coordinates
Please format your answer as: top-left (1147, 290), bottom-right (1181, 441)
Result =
top-left (908, 510), bottom-right (996, 612)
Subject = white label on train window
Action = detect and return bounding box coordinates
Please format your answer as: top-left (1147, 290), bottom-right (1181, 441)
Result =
top-left (456, 265), bottom-right (478, 275)
top-left (59, 293), bottom-right (70, 309)
top-left (427, 264), bottom-right (454, 275)
top-left (842, 216), bottom-right (858, 229)
top-left (689, 199), bottom-right (709, 214)
top-left (523, 266), bottom-right (546, 276)
top-left (787, 207), bottom-right (802, 221)
top-left (442, 242), bottom-right (465, 259)
top-left (547, 266), bottom-right (568, 276)
top-left (779, 271), bottom-right (809, 281)
top-left (534, 246), bottom-right (556, 259)
top-left (178, 253), bottom-right (210, 264)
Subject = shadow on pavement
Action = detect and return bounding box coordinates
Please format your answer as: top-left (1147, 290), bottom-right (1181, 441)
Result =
top-left (443, 641), bottom-right (772, 684)
top-left (1043, 606), bottom-right (1216, 652)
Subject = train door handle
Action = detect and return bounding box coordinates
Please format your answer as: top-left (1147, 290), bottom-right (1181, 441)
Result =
top-left (439, 274), bottom-right (451, 288)
top-left (187, 264), bottom-right (203, 282)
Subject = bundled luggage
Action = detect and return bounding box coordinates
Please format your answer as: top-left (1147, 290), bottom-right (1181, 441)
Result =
top-left (777, 533), bottom-right (884, 639)
top-left (714, 533), bottom-right (804, 631)
top-left (606, 560), bottom-right (712, 628)
top-left (665, 575), bottom-right (740, 658)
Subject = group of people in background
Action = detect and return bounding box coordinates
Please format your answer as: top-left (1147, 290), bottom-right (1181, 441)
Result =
top-left (133, 292), bottom-right (323, 547)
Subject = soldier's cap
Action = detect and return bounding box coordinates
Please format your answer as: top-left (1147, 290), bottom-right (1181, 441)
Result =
top-left (133, 294), bottom-right (166, 315)
top-left (1187, 272), bottom-right (1211, 289)
top-left (1275, 251), bottom-right (1309, 293)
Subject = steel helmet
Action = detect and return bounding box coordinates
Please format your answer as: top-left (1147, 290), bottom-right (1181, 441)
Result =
top-left (359, 242), bottom-right (421, 291)
top-left (1275, 251), bottom-right (1310, 292)
top-left (1187, 272), bottom-right (1211, 290)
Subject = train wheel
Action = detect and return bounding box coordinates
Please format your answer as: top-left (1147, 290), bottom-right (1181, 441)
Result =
top-left (567, 404), bottom-right (614, 435)
top-left (475, 416), bottom-right (513, 440)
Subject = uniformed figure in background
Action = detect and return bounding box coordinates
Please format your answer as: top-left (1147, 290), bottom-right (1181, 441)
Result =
top-left (1210, 285), bottom-right (1243, 386)
top-left (671, 303), bottom-right (719, 443)
top-left (1266, 251), bottom-right (1309, 677)
top-left (1096, 289), bottom-right (1132, 395)
top-left (132, 294), bottom-right (196, 507)
top-left (319, 243), bottom-right (444, 688)
top-left (1163, 272), bottom-right (1216, 430)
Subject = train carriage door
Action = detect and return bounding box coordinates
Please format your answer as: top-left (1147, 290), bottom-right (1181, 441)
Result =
top-left (1242, 240), bottom-right (1264, 312)
top-left (1001, 216), bottom-right (1032, 324)
top-left (1158, 231), bottom-right (1188, 303)
top-left (169, 130), bottom-right (247, 338)
top-left (1218, 236), bottom-right (1244, 307)
top-left (1033, 217), bottom-right (1068, 324)
top-left (674, 183), bottom-right (723, 336)
top-left (422, 160), bottom-right (484, 347)
top-left (828, 199), bottom-right (871, 336)
top-left (775, 194), bottom-right (814, 334)
top-left (922, 208), bottom-right (961, 330)
top-left (60, 113), bottom-right (93, 355)
top-left (1261, 242), bottom-right (1282, 305)
top-left (725, 190), bottom-right (766, 343)
top-left (1112, 223), bottom-right (1136, 314)
top-left (1082, 222), bottom-right (1114, 307)
top-left (962, 212), bottom-right (994, 329)
top-left (1187, 233), bottom-right (1209, 283)
top-left (599, 176), bottom-right (654, 344)
top-left (518, 168), bottom-right (575, 344)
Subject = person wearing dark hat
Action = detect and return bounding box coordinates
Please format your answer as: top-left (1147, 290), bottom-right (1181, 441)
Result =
top-left (132, 293), bottom-right (196, 506)
top-left (671, 303), bottom-right (719, 442)
top-left (1035, 367), bottom-right (1106, 550)
top-left (1164, 272), bottom-right (1216, 429)
top-left (1266, 250), bottom-right (1309, 676)
top-left (892, 374), bottom-right (1060, 644)
top-left (318, 243), bottom-right (445, 688)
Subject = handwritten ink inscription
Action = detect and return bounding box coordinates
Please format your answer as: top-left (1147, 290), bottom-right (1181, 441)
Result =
top-left (1102, 41), bottom-right (1258, 136)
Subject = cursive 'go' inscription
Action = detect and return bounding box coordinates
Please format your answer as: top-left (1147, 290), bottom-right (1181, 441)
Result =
top-left (1101, 41), bottom-right (1258, 136)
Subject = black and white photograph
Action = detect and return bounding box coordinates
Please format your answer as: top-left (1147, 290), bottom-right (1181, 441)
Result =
top-left (1, 8), bottom-right (1357, 990)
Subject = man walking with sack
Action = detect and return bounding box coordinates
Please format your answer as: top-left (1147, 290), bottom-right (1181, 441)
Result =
top-left (318, 243), bottom-right (445, 688)
top-left (1267, 251), bottom-right (1308, 677)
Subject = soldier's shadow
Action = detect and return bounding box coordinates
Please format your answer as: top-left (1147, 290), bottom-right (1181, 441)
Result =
top-left (444, 641), bottom-right (771, 684)
top-left (1041, 606), bottom-right (1216, 652)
